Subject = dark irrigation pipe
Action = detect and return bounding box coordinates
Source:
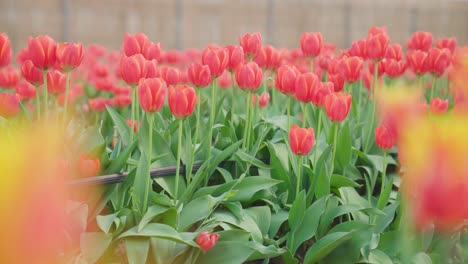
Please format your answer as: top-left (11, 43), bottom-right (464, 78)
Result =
top-left (67, 163), bottom-right (205, 187)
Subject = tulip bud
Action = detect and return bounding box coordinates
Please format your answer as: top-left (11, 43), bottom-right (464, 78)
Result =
top-left (28, 35), bottom-right (57, 69)
top-left (119, 54), bottom-right (147, 86)
top-left (258, 91), bottom-right (270, 108)
top-left (56, 42), bottom-right (83, 71)
top-left (275, 65), bottom-right (299, 95)
top-left (226, 45), bottom-right (245, 71)
top-left (294, 72), bottom-right (319, 103)
top-left (78, 154), bottom-right (100, 177)
top-left (0, 33), bottom-right (12, 68)
top-left (46, 70), bottom-right (66, 95)
top-left (407, 31), bottom-right (433, 51)
top-left (366, 33), bottom-right (389, 60)
top-left (375, 124), bottom-right (396, 150)
top-left (430, 98), bottom-right (448, 114)
top-left (122, 32), bottom-right (150, 57)
top-left (188, 63), bottom-right (211, 87)
top-left (168, 84), bottom-right (197, 118)
top-left (323, 92), bottom-right (352, 122)
top-left (235, 62), bottom-right (263, 91)
top-left (202, 46), bottom-right (229, 77)
top-left (159, 66), bottom-right (180, 86)
top-left (300, 32), bottom-right (323, 57)
top-left (339, 56), bottom-right (364, 83)
top-left (312, 82), bottom-right (333, 107)
top-left (0, 66), bottom-right (19, 88)
top-left (196, 232), bottom-right (219, 252)
top-left (406, 50), bottom-right (429, 75)
top-left (138, 78), bottom-right (167, 113)
top-left (289, 125), bottom-right (315, 155)
top-left (239, 32), bottom-right (262, 58)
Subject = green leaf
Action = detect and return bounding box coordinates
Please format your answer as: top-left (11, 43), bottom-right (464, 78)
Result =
top-left (150, 238), bottom-right (178, 264)
top-left (119, 223), bottom-right (198, 247)
top-left (151, 192), bottom-right (174, 207)
top-left (195, 241), bottom-right (254, 264)
top-left (267, 142), bottom-right (291, 191)
top-left (80, 232), bottom-right (112, 263)
top-left (339, 187), bottom-right (370, 222)
top-left (133, 152), bottom-right (150, 215)
top-left (269, 209), bottom-right (289, 238)
top-left (138, 204), bottom-right (170, 232)
top-left (245, 206), bottom-right (271, 237)
top-left (288, 196), bottom-right (328, 255)
top-left (368, 249), bottom-right (393, 264)
top-left (377, 176), bottom-right (394, 210)
top-left (106, 106), bottom-right (130, 145)
top-left (336, 122), bottom-right (352, 171)
top-left (330, 174), bottom-right (361, 188)
top-left (303, 231), bottom-right (354, 264)
top-left (104, 140), bottom-right (138, 174)
top-left (412, 252), bottom-right (432, 264)
top-left (212, 210), bottom-right (263, 242)
top-left (288, 191), bottom-right (306, 233)
top-left (314, 145), bottom-right (332, 198)
top-left (125, 237), bottom-right (149, 264)
top-left (374, 202), bottom-right (399, 234)
top-left (178, 195), bottom-right (223, 231)
top-left (235, 150), bottom-right (270, 169)
top-left (96, 213), bottom-right (118, 234)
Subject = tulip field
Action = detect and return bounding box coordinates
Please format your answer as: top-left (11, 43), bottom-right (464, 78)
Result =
top-left (0, 27), bottom-right (467, 263)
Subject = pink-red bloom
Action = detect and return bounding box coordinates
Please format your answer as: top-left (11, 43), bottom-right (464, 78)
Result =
top-left (294, 72), bottom-right (319, 103)
top-left (384, 43), bottom-right (403, 61)
top-left (366, 32), bottom-right (389, 60)
top-left (0, 66), bottom-right (19, 88)
top-left (300, 32), bottom-right (323, 57)
top-left (188, 63), bottom-right (211, 87)
top-left (239, 32), bottom-right (262, 58)
top-left (323, 92), bottom-right (352, 122)
top-left (275, 65), bottom-right (299, 95)
top-left (119, 54), bottom-right (147, 85)
top-left (196, 232), bottom-right (219, 252)
top-left (0, 92), bottom-right (20, 118)
top-left (56, 42), bottom-right (83, 71)
top-left (138, 78), bottom-right (167, 113)
top-left (289, 125), bottom-right (315, 155)
top-left (202, 46), bottom-right (229, 77)
top-left (383, 59), bottom-right (406, 78)
top-left (436, 37), bottom-right (457, 54)
top-left (15, 80), bottom-right (36, 100)
top-left (255, 45), bottom-right (281, 69)
top-left (217, 70), bottom-right (232, 88)
top-left (430, 98), bottom-right (448, 114)
top-left (78, 154), bottom-right (100, 177)
top-left (406, 50), bottom-right (428, 75)
top-left (46, 70), bottom-right (66, 95)
top-left (235, 62), bottom-right (263, 91)
top-left (122, 33), bottom-right (150, 57)
top-left (375, 124), bottom-right (396, 150)
top-left (407, 31), bottom-right (433, 51)
top-left (426, 48), bottom-right (451, 76)
top-left (0, 33), bottom-right (12, 68)
top-left (258, 92), bottom-right (270, 108)
top-left (226, 45), bottom-right (245, 71)
top-left (312, 82), bottom-right (333, 107)
top-left (28, 35), bottom-right (57, 69)
top-left (168, 84), bottom-right (197, 118)
top-left (339, 56), bottom-right (364, 83)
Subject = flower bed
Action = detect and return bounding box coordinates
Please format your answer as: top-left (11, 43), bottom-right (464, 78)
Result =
top-left (0, 28), bottom-right (467, 263)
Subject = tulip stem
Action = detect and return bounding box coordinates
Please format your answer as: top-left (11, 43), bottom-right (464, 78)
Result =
top-left (357, 81), bottom-right (362, 122)
top-left (314, 109), bottom-right (322, 170)
top-left (188, 88), bottom-right (202, 185)
top-left (231, 72), bottom-right (236, 124)
top-left (377, 151), bottom-right (387, 209)
top-left (130, 86), bottom-right (136, 143)
top-left (310, 57), bottom-right (314, 73)
top-left (430, 75), bottom-right (436, 101)
top-left (302, 103), bottom-right (307, 127)
top-left (330, 122), bottom-right (338, 175)
top-left (63, 71), bottom-right (71, 125)
top-left (243, 91), bottom-right (252, 149)
top-left (174, 118), bottom-right (183, 200)
top-left (143, 113), bottom-right (154, 214)
top-left (35, 85), bottom-right (41, 120)
top-left (296, 155), bottom-right (303, 198)
top-left (207, 79), bottom-right (217, 158)
top-left (364, 62), bottom-right (379, 153)
top-left (42, 70), bottom-right (48, 121)
top-left (286, 96), bottom-right (291, 129)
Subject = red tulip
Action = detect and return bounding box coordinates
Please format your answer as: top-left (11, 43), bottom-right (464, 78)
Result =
top-left (255, 45), bottom-right (281, 69)
top-left (235, 62), bottom-right (263, 91)
top-left (312, 82), bottom-right (333, 107)
top-left (436, 37), bottom-right (457, 55)
top-left (0, 66), bottom-right (19, 88)
top-left (119, 54), bottom-right (147, 85)
top-left (375, 124), bottom-right (396, 150)
top-left (367, 60), bottom-right (386, 77)
top-left (138, 78), bottom-right (167, 113)
top-left (407, 31), bottom-right (433, 51)
top-left (323, 92), bottom-right (352, 122)
top-left (383, 59), bottom-right (406, 78)
top-left (367, 26), bottom-right (387, 37)
top-left (406, 50), bottom-right (428, 75)
top-left (88, 97), bottom-right (113, 111)
top-left (426, 48), bottom-right (451, 76)
top-left (56, 42), bottom-right (83, 71)
top-left (16, 47), bottom-right (29, 65)
top-left (114, 85), bottom-right (132, 96)
top-left (328, 74), bottom-right (344, 92)
top-left (188, 63), bottom-right (211, 87)
top-left (361, 70), bottom-right (373, 92)
top-left (145, 59), bottom-right (159, 78)
top-left (0, 92), bottom-right (20, 118)
top-left (289, 125), bottom-right (315, 155)
top-left (339, 56), bottom-right (364, 83)
top-left (347, 39), bottom-right (367, 59)
top-left (122, 32), bottom-right (150, 57)
top-left (78, 154), bottom-right (100, 177)
top-left (28, 35), bottom-right (57, 69)
top-left (258, 91), bottom-right (270, 108)
top-left (217, 70), bottom-right (232, 88)
top-left (327, 58), bottom-right (341, 75)
top-left (239, 32), bottom-right (262, 57)
top-left (159, 66), bottom-right (180, 86)
top-left (366, 32), bottom-right (389, 60)
top-left (15, 80), bottom-right (36, 100)
top-left (300, 32), bottom-right (323, 57)
top-left (144, 42), bottom-right (162, 61)
top-left (202, 46), bottom-right (229, 77)
top-left (384, 43), bottom-right (403, 61)
top-left (430, 98), bottom-right (448, 114)
top-left (226, 45), bottom-right (245, 71)
top-left (46, 70), bottom-right (66, 95)
top-left (0, 33), bottom-right (12, 68)
top-left (275, 65), bottom-right (299, 95)
top-left (196, 232), bottom-right (219, 252)
top-left (168, 84), bottom-right (197, 118)
top-left (294, 72), bottom-right (319, 103)
top-left (94, 77), bottom-right (115, 92)
top-left (114, 94), bottom-right (132, 108)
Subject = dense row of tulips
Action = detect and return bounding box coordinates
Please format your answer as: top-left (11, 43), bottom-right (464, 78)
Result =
top-left (0, 26), bottom-right (467, 263)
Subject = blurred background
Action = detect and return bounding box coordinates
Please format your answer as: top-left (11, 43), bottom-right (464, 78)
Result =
top-left (1, 0), bottom-right (467, 52)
